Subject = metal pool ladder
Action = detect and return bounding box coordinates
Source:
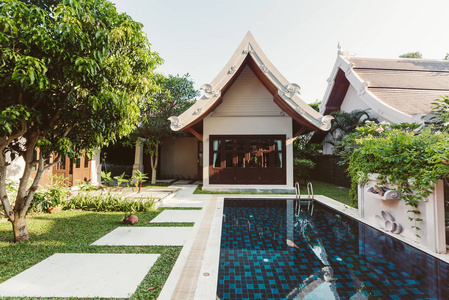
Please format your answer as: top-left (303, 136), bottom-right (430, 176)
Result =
top-left (295, 182), bottom-right (315, 216)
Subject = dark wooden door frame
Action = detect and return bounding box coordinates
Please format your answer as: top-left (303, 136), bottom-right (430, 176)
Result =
top-left (209, 134), bottom-right (286, 185)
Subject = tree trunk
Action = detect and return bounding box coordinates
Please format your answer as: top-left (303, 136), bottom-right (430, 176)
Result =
top-left (149, 145), bottom-right (158, 185)
top-left (12, 213), bottom-right (28, 242)
top-left (8, 132), bottom-right (39, 242)
top-left (0, 153), bottom-right (14, 221)
top-left (151, 166), bottom-right (157, 185)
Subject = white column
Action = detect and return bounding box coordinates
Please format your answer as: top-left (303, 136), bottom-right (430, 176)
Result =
top-left (426, 180), bottom-right (446, 253)
top-left (286, 136), bottom-right (294, 187)
top-left (90, 149), bottom-right (101, 184)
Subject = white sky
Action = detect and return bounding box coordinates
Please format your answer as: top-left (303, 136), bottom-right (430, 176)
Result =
top-left (112, 0), bottom-right (449, 103)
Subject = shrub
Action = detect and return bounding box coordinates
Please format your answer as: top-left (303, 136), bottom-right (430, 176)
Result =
top-left (293, 158), bottom-right (316, 185)
top-left (63, 193), bottom-right (155, 212)
top-left (77, 180), bottom-right (100, 191)
top-left (431, 96), bottom-right (449, 133)
top-left (29, 175), bottom-right (70, 213)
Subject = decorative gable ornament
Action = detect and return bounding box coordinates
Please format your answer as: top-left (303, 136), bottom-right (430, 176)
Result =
top-left (169, 31), bottom-right (333, 133)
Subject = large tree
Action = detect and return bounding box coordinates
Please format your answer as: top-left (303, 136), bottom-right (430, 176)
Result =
top-left (399, 51), bottom-right (423, 59)
top-left (134, 73), bottom-right (198, 184)
top-left (0, 0), bottom-right (162, 241)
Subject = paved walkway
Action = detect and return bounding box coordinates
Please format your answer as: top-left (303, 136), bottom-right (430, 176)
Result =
top-left (0, 181), bottom-right (210, 299)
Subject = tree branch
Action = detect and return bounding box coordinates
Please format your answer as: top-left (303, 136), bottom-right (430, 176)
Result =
top-left (48, 109), bottom-right (61, 128)
top-left (0, 118), bottom-right (27, 153)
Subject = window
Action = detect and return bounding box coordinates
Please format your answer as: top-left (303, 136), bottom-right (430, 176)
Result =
top-left (274, 139), bottom-right (283, 168)
top-left (209, 136), bottom-right (285, 169)
top-left (209, 135), bottom-right (286, 185)
top-left (212, 140), bottom-right (221, 168)
top-left (84, 155), bottom-right (89, 168)
top-left (57, 156), bottom-right (66, 170)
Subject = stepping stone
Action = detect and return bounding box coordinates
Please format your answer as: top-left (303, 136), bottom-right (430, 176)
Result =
top-left (156, 179), bottom-right (175, 183)
top-left (91, 227), bottom-right (193, 246)
top-left (150, 209), bottom-right (202, 223)
top-left (170, 180), bottom-right (192, 185)
top-left (0, 253), bottom-right (159, 298)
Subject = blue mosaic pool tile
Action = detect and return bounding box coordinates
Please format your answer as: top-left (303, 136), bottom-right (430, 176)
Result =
top-left (217, 199), bottom-right (449, 299)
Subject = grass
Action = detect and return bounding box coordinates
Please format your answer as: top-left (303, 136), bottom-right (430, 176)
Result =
top-left (194, 180), bottom-right (351, 206)
top-left (308, 180), bottom-right (351, 206)
top-left (0, 209), bottom-right (182, 300)
top-left (140, 181), bottom-right (173, 188)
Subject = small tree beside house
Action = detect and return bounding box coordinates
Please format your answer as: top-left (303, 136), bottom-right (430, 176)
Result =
top-left (131, 73), bottom-right (198, 184)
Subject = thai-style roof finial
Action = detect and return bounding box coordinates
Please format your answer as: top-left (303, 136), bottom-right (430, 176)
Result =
top-left (337, 42), bottom-right (348, 56)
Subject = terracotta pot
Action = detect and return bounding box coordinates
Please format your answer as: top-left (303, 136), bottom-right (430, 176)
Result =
top-left (47, 206), bottom-right (63, 214)
top-left (123, 214), bottom-right (138, 225)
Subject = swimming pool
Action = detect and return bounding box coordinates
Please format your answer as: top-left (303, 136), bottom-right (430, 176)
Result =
top-left (217, 199), bottom-right (449, 299)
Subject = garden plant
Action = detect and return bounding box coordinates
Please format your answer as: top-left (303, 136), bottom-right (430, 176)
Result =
top-left (339, 120), bottom-right (449, 237)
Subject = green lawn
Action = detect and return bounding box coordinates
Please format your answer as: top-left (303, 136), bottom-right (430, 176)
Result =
top-left (308, 180), bottom-right (351, 206)
top-left (0, 209), bottom-right (181, 300)
top-left (194, 180), bottom-right (351, 206)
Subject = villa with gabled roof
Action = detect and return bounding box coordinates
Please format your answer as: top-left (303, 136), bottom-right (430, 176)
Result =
top-left (313, 46), bottom-right (449, 154)
top-left (166, 32), bottom-right (333, 191)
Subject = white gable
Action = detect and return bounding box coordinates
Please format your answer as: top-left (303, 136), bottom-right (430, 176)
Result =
top-left (340, 85), bottom-right (371, 113)
top-left (213, 66), bottom-right (282, 117)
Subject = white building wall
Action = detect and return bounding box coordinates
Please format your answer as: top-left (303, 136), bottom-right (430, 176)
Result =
top-left (6, 154), bottom-right (25, 182)
top-left (161, 137), bottom-right (198, 179)
top-left (340, 85), bottom-right (371, 112)
top-left (359, 176), bottom-right (446, 253)
top-left (214, 66), bottom-right (282, 117)
top-left (90, 149), bottom-right (101, 185)
top-left (322, 85), bottom-right (389, 154)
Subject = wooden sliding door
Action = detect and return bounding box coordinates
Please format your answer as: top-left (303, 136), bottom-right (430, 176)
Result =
top-left (209, 135), bottom-right (286, 185)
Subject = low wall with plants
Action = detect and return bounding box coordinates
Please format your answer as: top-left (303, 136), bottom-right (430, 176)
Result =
top-left (339, 120), bottom-right (449, 252)
top-left (359, 174), bottom-right (446, 253)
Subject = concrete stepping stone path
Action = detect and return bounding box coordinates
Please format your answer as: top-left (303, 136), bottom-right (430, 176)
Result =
top-left (150, 209), bottom-right (202, 223)
top-left (91, 227), bottom-right (193, 246)
top-left (0, 253), bottom-right (159, 298)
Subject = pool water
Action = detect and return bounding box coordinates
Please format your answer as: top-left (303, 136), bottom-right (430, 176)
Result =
top-left (217, 199), bottom-right (449, 299)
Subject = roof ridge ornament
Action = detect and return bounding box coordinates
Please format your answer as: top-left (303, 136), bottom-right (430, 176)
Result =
top-left (260, 64), bottom-right (269, 73)
top-left (283, 83), bottom-right (300, 99)
top-left (242, 44), bottom-right (255, 55)
top-left (345, 63), bottom-right (355, 75)
top-left (337, 42), bottom-right (349, 56)
top-left (294, 107), bottom-right (305, 115)
top-left (200, 84), bottom-right (221, 99)
top-left (192, 107), bottom-right (203, 116)
top-left (358, 81), bottom-right (370, 96)
top-left (319, 115), bottom-right (334, 130)
top-left (168, 116), bottom-right (183, 130)
top-left (228, 66), bottom-right (237, 75)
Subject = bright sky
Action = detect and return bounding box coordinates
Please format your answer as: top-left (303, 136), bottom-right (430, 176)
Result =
top-left (113, 0), bottom-right (449, 103)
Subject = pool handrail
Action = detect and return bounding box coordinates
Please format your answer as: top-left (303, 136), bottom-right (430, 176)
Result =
top-left (294, 181), bottom-right (315, 215)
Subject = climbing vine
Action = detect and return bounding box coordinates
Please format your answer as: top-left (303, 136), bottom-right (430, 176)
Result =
top-left (339, 121), bottom-right (449, 237)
